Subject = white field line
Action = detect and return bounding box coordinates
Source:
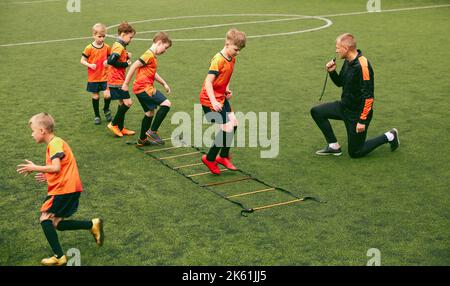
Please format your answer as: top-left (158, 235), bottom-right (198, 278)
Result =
top-left (0, 0), bottom-right (62, 4)
top-left (1, 4), bottom-right (449, 47)
top-left (135, 17), bottom-right (307, 35)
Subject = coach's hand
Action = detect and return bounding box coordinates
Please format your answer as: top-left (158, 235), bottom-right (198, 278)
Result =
top-left (356, 123), bottom-right (366, 133)
top-left (326, 59), bottom-right (336, 72)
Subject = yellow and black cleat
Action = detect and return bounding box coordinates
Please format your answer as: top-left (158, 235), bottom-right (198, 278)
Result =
top-left (90, 218), bottom-right (104, 246)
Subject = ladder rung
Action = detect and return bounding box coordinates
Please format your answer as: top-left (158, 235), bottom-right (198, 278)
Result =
top-left (187, 169), bottom-right (228, 177)
top-left (251, 198), bottom-right (305, 212)
top-left (144, 146), bottom-right (182, 153)
top-left (173, 162), bottom-right (203, 169)
top-left (159, 151), bottom-right (201, 160)
top-left (203, 177), bottom-right (252, 187)
top-left (227, 188), bottom-right (276, 199)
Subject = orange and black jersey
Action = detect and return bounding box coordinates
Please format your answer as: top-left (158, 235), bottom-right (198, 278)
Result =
top-left (107, 39), bottom-right (129, 87)
top-left (329, 50), bottom-right (374, 124)
top-left (133, 49), bottom-right (157, 95)
top-left (82, 43), bottom-right (111, 82)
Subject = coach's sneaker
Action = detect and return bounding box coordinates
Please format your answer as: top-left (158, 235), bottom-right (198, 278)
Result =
top-left (107, 122), bottom-right (123, 137)
top-left (104, 109), bottom-right (112, 122)
top-left (315, 146), bottom-right (342, 156)
top-left (389, 128), bottom-right (400, 151)
top-left (90, 218), bottom-right (104, 247)
top-left (41, 255), bottom-right (67, 266)
top-left (94, 117), bottom-right (101, 125)
top-left (137, 137), bottom-right (158, 147)
top-left (216, 156), bottom-right (237, 171)
top-left (120, 127), bottom-right (135, 136)
top-left (146, 130), bottom-right (165, 145)
top-left (202, 155), bottom-right (221, 175)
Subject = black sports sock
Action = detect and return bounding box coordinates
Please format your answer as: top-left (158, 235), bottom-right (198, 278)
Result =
top-left (56, 220), bottom-right (93, 231)
top-left (112, 104), bottom-right (129, 129)
top-left (219, 126), bottom-right (237, 158)
top-left (206, 144), bottom-right (221, 162)
top-left (41, 220), bottom-right (64, 258)
top-left (92, 98), bottom-right (100, 117)
top-left (103, 98), bottom-right (111, 112)
top-left (140, 115), bottom-right (153, 140)
top-left (151, 106), bottom-right (170, 132)
top-left (118, 105), bottom-right (130, 130)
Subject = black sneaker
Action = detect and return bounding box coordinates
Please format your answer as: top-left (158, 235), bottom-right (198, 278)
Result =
top-left (94, 117), bottom-right (101, 125)
top-left (389, 128), bottom-right (400, 151)
top-left (104, 109), bottom-right (112, 122)
top-left (136, 137), bottom-right (158, 147)
top-left (315, 146), bottom-right (342, 156)
top-left (146, 130), bottom-right (165, 145)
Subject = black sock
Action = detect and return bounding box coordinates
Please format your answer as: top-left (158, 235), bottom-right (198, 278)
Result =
top-left (41, 220), bottom-right (64, 258)
top-left (219, 126), bottom-right (237, 158)
top-left (118, 105), bottom-right (129, 130)
top-left (92, 98), bottom-right (100, 117)
top-left (56, 220), bottom-right (93, 231)
top-left (206, 144), bottom-right (221, 162)
top-left (151, 106), bottom-right (170, 132)
top-left (140, 115), bottom-right (153, 140)
top-left (103, 98), bottom-right (111, 112)
top-left (112, 104), bottom-right (129, 129)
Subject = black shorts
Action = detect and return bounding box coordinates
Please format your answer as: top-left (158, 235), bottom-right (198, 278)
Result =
top-left (86, 82), bottom-right (107, 93)
top-left (40, 192), bottom-right (81, 218)
top-left (109, 87), bottom-right (130, 100)
top-left (202, 99), bottom-right (232, 124)
top-left (136, 90), bottom-right (167, 112)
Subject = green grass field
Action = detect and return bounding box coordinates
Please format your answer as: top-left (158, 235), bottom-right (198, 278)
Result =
top-left (1, 0), bottom-right (449, 266)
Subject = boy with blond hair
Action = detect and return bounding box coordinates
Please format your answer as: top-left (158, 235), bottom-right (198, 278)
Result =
top-left (200, 29), bottom-right (246, 174)
top-left (107, 21), bottom-right (136, 137)
top-left (122, 32), bottom-right (172, 146)
top-left (80, 23), bottom-right (112, 125)
top-left (17, 113), bottom-right (104, 266)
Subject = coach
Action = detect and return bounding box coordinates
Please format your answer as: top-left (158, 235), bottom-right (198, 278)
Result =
top-left (311, 33), bottom-right (399, 158)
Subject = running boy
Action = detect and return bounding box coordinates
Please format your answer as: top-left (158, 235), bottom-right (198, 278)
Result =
top-left (107, 21), bottom-right (136, 137)
top-left (122, 32), bottom-right (172, 147)
top-left (16, 113), bottom-right (104, 266)
top-left (80, 23), bottom-right (112, 125)
top-left (199, 29), bottom-right (246, 174)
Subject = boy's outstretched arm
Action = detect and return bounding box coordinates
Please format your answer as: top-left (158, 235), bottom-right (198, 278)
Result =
top-left (121, 60), bottom-right (143, 91)
top-left (17, 158), bottom-right (61, 176)
top-left (155, 73), bottom-right (171, 94)
top-left (204, 74), bottom-right (222, 111)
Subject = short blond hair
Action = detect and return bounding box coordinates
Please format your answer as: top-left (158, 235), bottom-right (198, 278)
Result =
top-left (337, 33), bottom-right (357, 50)
top-left (226, 28), bottom-right (246, 49)
top-left (29, 113), bottom-right (55, 132)
top-left (92, 23), bottom-right (106, 35)
top-left (153, 31), bottom-right (172, 47)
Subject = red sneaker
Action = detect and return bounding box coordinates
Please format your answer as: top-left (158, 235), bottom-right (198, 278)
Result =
top-left (201, 155), bottom-right (221, 175)
top-left (216, 156), bottom-right (237, 171)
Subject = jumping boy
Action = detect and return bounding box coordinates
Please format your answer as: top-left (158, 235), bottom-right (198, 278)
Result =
top-left (107, 21), bottom-right (136, 137)
top-left (199, 29), bottom-right (246, 174)
top-left (122, 32), bottom-right (172, 147)
top-left (80, 23), bottom-right (112, 125)
top-left (16, 113), bottom-right (104, 266)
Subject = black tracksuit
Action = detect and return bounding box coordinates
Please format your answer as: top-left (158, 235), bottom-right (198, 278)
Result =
top-left (311, 50), bottom-right (388, 158)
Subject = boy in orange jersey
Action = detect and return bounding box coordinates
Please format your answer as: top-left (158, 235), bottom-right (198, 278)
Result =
top-left (200, 29), bottom-right (246, 174)
top-left (122, 32), bottom-right (172, 147)
top-left (107, 22), bottom-right (135, 137)
top-left (80, 23), bottom-right (112, 125)
top-left (17, 113), bottom-right (104, 266)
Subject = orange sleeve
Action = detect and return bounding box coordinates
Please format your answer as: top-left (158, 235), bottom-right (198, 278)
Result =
top-left (111, 43), bottom-right (124, 55)
top-left (82, 44), bottom-right (92, 58)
